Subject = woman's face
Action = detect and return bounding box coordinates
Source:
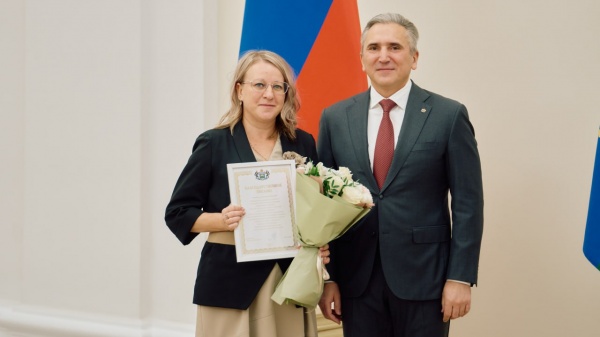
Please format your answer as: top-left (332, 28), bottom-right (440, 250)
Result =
top-left (237, 61), bottom-right (287, 127)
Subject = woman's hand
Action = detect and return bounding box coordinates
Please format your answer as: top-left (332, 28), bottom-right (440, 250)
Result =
top-left (319, 244), bottom-right (331, 264)
top-left (221, 204), bottom-right (245, 232)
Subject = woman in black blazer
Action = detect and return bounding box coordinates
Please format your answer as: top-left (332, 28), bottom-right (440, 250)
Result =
top-left (165, 50), bottom-right (325, 337)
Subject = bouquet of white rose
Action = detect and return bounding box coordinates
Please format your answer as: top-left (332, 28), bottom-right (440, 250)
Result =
top-left (271, 152), bottom-right (374, 309)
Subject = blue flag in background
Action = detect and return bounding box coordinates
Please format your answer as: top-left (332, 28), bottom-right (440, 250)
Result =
top-left (584, 128), bottom-right (600, 270)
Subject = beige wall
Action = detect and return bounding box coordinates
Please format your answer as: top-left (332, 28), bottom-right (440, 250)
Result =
top-left (0, 0), bottom-right (210, 335)
top-left (1, 0), bottom-right (599, 336)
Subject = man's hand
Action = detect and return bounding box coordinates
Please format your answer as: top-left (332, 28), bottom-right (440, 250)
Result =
top-left (319, 244), bottom-right (330, 264)
top-left (441, 281), bottom-right (471, 322)
top-left (318, 282), bottom-right (342, 324)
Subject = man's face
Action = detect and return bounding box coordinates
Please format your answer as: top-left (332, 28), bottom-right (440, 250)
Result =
top-left (361, 23), bottom-right (419, 97)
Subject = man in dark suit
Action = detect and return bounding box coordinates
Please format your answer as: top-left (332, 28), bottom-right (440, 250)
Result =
top-left (317, 13), bottom-right (484, 337)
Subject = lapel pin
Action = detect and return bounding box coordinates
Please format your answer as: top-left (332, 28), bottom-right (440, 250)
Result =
top-left (421, 108), bottom-right (427, 113)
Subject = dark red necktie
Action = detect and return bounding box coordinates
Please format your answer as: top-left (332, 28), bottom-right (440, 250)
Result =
top-left (373, 99), bottom-right (397, 189)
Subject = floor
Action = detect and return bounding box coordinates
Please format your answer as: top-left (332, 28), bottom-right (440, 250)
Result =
top-left (317, 313), bottom-right (343, 337)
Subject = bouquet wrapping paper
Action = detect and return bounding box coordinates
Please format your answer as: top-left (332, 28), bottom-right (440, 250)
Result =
top-left (271, 173), bottom-right (371, 308)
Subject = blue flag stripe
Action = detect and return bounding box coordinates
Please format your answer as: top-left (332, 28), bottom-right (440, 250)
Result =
top-left (583, 129), bottom-right (600, 269)
top-left (239, 0), bottom-right (333, 75)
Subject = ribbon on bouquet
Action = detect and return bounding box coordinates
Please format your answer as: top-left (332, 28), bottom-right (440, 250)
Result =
top-left (316, 251), bottom-right (330, 281)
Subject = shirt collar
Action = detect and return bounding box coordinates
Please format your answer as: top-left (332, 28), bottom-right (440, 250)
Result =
top-left (368, 80), bottom-right (413, 111)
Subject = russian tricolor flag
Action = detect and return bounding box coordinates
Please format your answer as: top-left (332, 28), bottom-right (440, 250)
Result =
top-left (239, 0), bottom-right (367, 138)
top-left (584, 128), bottom-right (600, 270)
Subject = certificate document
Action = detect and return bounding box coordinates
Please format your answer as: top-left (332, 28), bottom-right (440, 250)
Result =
top-left (227, 160), bottom-right (298, 262)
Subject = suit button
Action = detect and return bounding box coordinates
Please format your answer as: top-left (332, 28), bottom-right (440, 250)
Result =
top-left (371, 232), bottom-right (376, 237)
top-left (379, 194), bottom-right (383, 199)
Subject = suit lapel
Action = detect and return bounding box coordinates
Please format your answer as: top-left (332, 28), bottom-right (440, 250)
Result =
top-left (347, 91), bottom-right (378, 191)
top-left (232, 123), bottom-right (257, 163)
top-left (280, 134), bottom-right (294, 153)
top-left (383, 83), bottom-right (431, 190)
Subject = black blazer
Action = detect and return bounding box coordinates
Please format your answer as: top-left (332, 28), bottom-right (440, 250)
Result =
top-left (318, 83), bottom-right (483, 300)
top-left (165, 122), bottom-right (318, 309)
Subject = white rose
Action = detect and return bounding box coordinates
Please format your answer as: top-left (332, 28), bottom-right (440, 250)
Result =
top-left (316, 162), bottom-right (329, 177)
top-left (337, 167), bottom-right (353, 182)
top-left (304, 161), bottom-right (314, 174)
top-left (341, 185), bottom-right (363, 205)
top-left (359, 185), bottom-right (374, 205)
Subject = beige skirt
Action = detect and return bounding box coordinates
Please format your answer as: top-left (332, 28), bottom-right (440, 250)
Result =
top-left (196, 232), bottom-right (318, 337)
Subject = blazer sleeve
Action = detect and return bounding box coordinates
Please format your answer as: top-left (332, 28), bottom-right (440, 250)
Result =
top-left (165, 133), bottom-right (213, 245)
top-left (302, 131), bottom-right (319, 164)
top-left (291, 128), bottom-right (319, 164)
top-left (446, 104), bottom-right (484, 284)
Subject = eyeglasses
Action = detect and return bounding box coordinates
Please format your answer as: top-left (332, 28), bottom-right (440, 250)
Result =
top-left (241, 80), bottom-right (289, 94)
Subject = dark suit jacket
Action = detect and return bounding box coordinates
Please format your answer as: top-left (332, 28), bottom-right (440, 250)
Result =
top-left (317, 82), bottom-right (483, 300)
top-left (165, 122), bottom-right (318, 309)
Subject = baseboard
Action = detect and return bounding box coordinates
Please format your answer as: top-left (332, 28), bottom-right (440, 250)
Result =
top-left (0, 303), bottom-right (194, 337)
top-left (0, 303), bottom-right (341, 337)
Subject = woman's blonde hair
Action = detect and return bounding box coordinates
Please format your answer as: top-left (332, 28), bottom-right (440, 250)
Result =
top-left (216, 50), bottom-right (299, 140)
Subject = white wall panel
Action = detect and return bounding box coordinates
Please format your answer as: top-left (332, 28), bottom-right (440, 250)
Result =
top-left (22, 0), bottom-right (142, 317)
top-left (140, 0), bottom-right (211, 324)
top-left (0, 0), bottom-right (25, 304)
